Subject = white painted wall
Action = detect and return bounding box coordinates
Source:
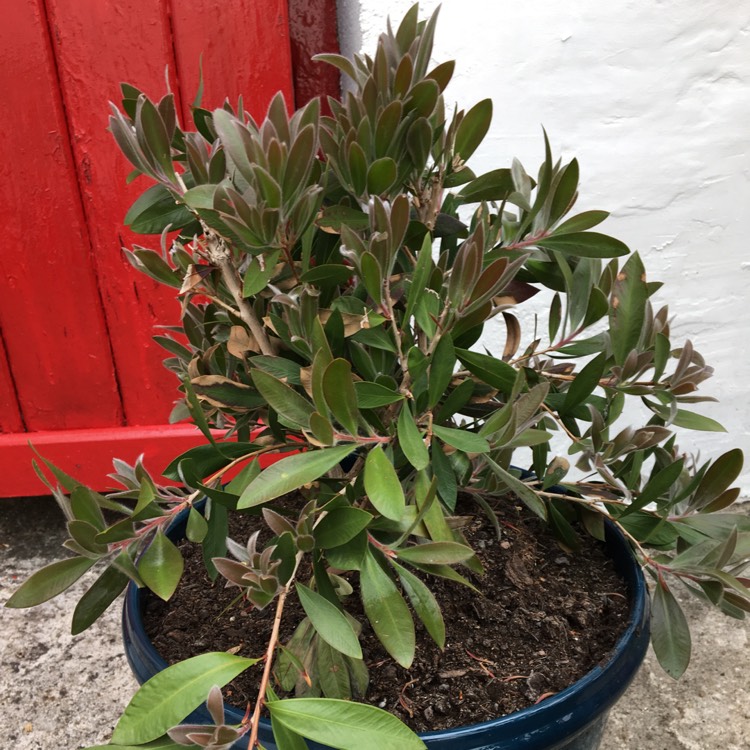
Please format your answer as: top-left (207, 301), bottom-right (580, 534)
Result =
top-left (338, 0), bottom-right (750, 495)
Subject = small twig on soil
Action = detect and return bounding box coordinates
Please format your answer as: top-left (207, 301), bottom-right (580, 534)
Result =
top-left (398, 679), bottom-right (418, 718)
top-left (535, 691), bottom-right (557, 704)
top-left (465, 649), bottom-right (497, 679)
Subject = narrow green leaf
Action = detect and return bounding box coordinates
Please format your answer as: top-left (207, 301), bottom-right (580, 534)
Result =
top-left (186, 506), bottom-right (209, 543)
top-left (312, 53), bottom-right (359, 83)
top-left (315, 507), bottom-right (373, 549)
top-left (651, 583), bottom-right (691, 679)
top-left (296, 584), bottom-right (362, 659)
top-left (354, 381), bottom-right (404, 408)
top-left (251, 368), bottom-right (315, 430)
top-left (397, 406), bottom-right (429, 470)
top-left (432, 425), bottom-right (490, 453)
top-left (243, 251), bottom-right (281, 297)
top-left (360, 550), bottom-right (415, 668)
top-left (609, 252), bottom-right (648, 366)
top-left (323, 359), bottom-right (361, 436)
top-left (300, 264), bottom-right (355, 286)
top-left (125, 248), bottom-right (183, 287)
top-left (270, 713), bottom-right (310, 750)
top-left (404, 79), bottom-right (439, 118)
top-left (391, 560), bottom-right (445, 648)
top-left (454, 99), bottom-right (492, 162)
top-left (317, 204), bottom-right (369, 233)
top-left (283, 124), bottom-right (316, 198)
top-left (316, 638), bottom-right (354, 698)
top-left (428, 334), bottom-right (455, 409)
top-left (562, 352), bottom-right (606, 413)
top-left (163, 442), bottom-right (259, 482)
top-left (238, 445), bottom-right (355, 508)
top-left (72, 563), bottom-right (129, 635)
top-left (549, 159), bottom-right (579, 224)
top-left (455, 348), bottom-right (515, 394)
top-left (621, 459), bottom-right (685, 518)
top-left (396, 541), bottom-right (475, 565)
top-left (456, 168), bottom-right (514, 204)
top-left (483, 457), bottom-right (547, 520)
top-left (181, 184), bottom-right (216, 211)
top-left (367, 157), bottom-right (397, 196)
top-left (124, 184), bottom-right (195, 237)
top-left (137, 531), bottom-right (184, 601)
top-left (547, 502), bottom-right (580, 552)
top-left (310, 411), bottom-right (335, 446)
top-left (212, 109), bottom-right (254, 184)
top-left (29, 445), bottom-right (82, 491)
top-left (406, 117), bottom-right (432, 172)
top-left (364, 445), bottom-right (406, 521)
top-left (109, 106), bottom-right (151, 174)
top-left (267, 698), bottom-right (426, 750)
top-left (360, 251), bottom-right (384, 305)
top-left (435, 379), bottom-right (475, 423)
top-left (136, 96), bottom-right (176, 182)
top-left (182, 376), bottom-right (219, 448)
top-left (70, 485), bottom-right (106, 530)
top-left (549, 292), bottom-right (562, 342)
top-left (405, 234), bottom-right (434, 323)
top-left (432, 444), bottom-right (458, 511)
top-left (347, 140), bottom-right (368, 195)
top-left (691, 449), bottom-right (744, 510)
top-left (555, 210), bottom-right (609, 234)
top-left (536, 232), bottom-right (629, 258)
top-left (5, 556), bottom-right (96, 608)
top-left (648, 403), bottom-right (727, 433)
top-left (111, 653), bottom-right (258, 744)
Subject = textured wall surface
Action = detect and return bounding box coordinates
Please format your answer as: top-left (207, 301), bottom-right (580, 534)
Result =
top-left (339, 0), bottom-right (750, 494)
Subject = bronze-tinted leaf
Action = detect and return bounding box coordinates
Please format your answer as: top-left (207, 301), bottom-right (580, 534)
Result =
top-left (609, 252), bottom-right (648, 366)
top-left (323, 359), bottom-right (361, 436)
top-left (454, 99), bottom-right (492, 162)
top-left (367, 157), bottom-right (398, 196)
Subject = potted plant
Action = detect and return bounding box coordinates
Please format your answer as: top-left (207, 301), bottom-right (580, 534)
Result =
top-left (7, 4), bottom-right (748, 749)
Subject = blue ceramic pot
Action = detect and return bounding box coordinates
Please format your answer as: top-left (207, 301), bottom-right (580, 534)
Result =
top-left (123, 506), bottom-right (649, 750)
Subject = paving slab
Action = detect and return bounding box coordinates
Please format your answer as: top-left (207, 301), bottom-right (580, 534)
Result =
top-left (1, 496), bottom-right (748, 749)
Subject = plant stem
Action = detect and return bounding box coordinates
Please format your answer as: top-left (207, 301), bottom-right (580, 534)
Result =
top-left (202, 227), bottom-right (276, 356)
top-left (509, 327), bottom-right (583, 366)
top-left (247, 555), bottom-right (301, 748)
top-left (216, 254), bottom-right (277, 356)
top-left (541, 403), bottom-right (580, 442)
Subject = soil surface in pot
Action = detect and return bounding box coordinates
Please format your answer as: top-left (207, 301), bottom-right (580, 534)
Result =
top-left (142, 495), bottom-right (629, 732)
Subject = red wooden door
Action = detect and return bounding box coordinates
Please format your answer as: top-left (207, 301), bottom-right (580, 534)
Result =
top-left (0, 0), bottom-right (337, 496)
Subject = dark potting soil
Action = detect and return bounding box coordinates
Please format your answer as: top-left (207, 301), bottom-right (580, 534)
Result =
top-left (142, 495), bottom-right (630, 732)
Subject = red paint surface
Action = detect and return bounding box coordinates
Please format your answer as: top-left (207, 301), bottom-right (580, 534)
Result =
top-left (1, 0), bottom-right (331, 498)
top-left (288, 0), bottom-right (341, 110)
top-left (0, 332), bottom-right (24, 434)
top-left (0, 425), bottom-right (285, 496)
top-left (44, 0), bottom-right (195, 427)
top-left (0, 0), bottom-right (123, 431)
top-left (171, 0), bottom-right (295, 120)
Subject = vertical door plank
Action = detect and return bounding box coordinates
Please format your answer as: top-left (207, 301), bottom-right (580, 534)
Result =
top-left (0, 331), bottom-right (24, 434)
top-left (170, 0), bottom-right (294, 120)
top-left (288, 0), bottom-right (341, 110)
top-left (44, 0), bottom-right (185, 426)
top-left (0, 0), bottom-right (122, 431)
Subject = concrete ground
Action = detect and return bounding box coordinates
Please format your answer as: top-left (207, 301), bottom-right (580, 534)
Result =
top-left (1, 496), bottom-right (748, 750)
